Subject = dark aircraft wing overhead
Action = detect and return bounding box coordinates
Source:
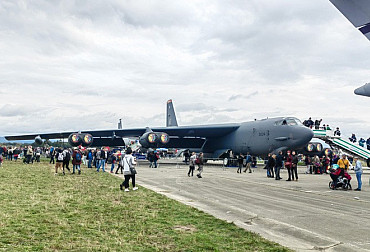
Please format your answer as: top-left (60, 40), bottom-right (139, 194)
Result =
top-left (330, 0), bottom-right (370, 40)
top-left (5, 124), bottom-right (240, 141)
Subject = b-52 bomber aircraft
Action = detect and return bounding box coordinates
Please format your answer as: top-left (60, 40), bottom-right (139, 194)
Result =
top-left (5, 100), bottom-right (314, 159)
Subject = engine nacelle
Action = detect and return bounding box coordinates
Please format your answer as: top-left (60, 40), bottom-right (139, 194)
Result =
top-left (81, 133), bottom-right (93, 147)
top-left (305, 143), bottom-right (322, 152)
top-left (139, 132), bottom-right (169, 148)
top-left (68, 133), bottom-right (82, 147)
top-left (34, 136), bottom-right (43, 145)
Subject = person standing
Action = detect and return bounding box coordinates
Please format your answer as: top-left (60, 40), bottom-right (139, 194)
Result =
top-left (196, 152), bottom-right (204, 178)
top-left (337, 154), bottom-right (349, 177)
top-left (291, 151), bottom-right (298, 181)
top-left (72, 148), bottom-right (82, 175)
top-left (275, 151), bottom-right (283, 180)
top-left (96, 149), bottom-right (102, 171)
top-left (305, 155), bottom-right (312, 174)
top-left (26, 146), bottom-right (33, 164)
top-left (188, 152), bottom-right (196, 177)
top-left (100, 148), bottom-right (106, 172)
top-left (120, 147), bottom-right (138, 192)
top-left (266, 153), bottom-right (275, 178)
top-left (237, 154), bottom-right (244, 173)
top-left (147, 151), bottom-right (155, 168)
top-left (87, 150), bottom-right (93, 168)
top-left (153, 151), bottom-right (159, 168)
top-left (49, 146), bottom-right (55, 164)
top-left (353, 157), bottom-right (362, 191)
top-left (285, 151), bottom-right (293, 181)
top-left (110, 152), bottom-right (117, 173)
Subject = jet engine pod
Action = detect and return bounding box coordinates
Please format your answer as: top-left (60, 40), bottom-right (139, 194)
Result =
top-left (158, 133), bottom-right (169, 144)
top-left (80, 133), bottom-right (93, 147)
top-left (34, 136), bottom-right (43, 145)
top-left (306, 143), bottom-right (315, 152)
top-left (315, 143), bottom-right (323, 152)
top-left (139, 132), bottom-right (158, 148)
top-left (68, 133), bottom-right (82, 147)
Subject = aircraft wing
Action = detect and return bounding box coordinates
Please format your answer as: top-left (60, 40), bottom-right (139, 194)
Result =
top-left (5, 124), bottom-right (240, 143)
top-left (330, 0), bottom-right (370, 40)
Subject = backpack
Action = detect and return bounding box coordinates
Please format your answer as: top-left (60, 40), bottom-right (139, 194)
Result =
top-left (66, 151), bottom-right (71, 160)
top-left (75, 152), bottom-right (82, 162)
top-left (57, 152), bottom-right (64, 161)
top-left (195, 157), bottom-right (200, 164)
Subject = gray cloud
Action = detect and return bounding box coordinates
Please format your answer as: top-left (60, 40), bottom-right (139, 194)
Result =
top-left (0, 0), bottom-right (370, 138)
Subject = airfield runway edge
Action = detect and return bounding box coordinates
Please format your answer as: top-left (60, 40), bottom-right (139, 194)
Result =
top-left (111, 163), bottom-right (370, 252)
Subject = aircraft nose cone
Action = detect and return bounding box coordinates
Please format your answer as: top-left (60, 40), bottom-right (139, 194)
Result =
top-left (295, 127), bottom-right (314, 147)
top-left (354, 83), bottom-right (370, 97)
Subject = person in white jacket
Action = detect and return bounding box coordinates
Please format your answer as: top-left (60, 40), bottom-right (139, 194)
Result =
top-left (119, 147), bottom-right (138, 192)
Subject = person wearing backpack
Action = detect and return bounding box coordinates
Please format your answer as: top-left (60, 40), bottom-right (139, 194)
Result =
top-left (62, 148), bottom-right (71, 174)
top-left (55, 148), bottom-right (64, 175)
top-left (72, 148), bottom-right (82, 175)
top-left (188, 152), bottom-right (196, 177)
top-left (196, 152), bottom-right (204, 178)
top-left (120, 147), bottom-right (138, 192)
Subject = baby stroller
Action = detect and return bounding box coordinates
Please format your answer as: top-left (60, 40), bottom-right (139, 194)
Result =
top-left (329, 165), bottom-right (352, 190)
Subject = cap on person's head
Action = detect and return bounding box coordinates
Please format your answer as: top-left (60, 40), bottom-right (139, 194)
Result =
top-left (126, 147), bottom-right (132, 154)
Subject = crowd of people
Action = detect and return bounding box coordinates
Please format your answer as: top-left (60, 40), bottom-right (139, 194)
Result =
top-left (303, 117), bottom-right (370, 151)
top-left (0, 143), bottom-right (366, 192)
top-left (0, 145), bottom-right (139, 192)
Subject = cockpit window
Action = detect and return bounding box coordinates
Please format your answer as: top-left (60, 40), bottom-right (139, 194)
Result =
top-left (274, 117), bottom-right (301, 126)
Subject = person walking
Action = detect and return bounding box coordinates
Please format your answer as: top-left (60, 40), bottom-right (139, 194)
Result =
top-left (353, 157), bottom-right (362, 191)
top-left (120, 147), bottom-right (138, 192)
top-left (196, 152), bottom-right (204, 178)
top-left (243, 153), bottom-right (252, 173)
top-left (188, 152), bottom-right (196, 177)
top-left (72, 148), bottom-right (82, 174)
top-left (55, 148), bottom-right (64, 175)
top-left (62, 148), bottom-right (71, 174)
top-left (110, 152), bottom-right (117, 173)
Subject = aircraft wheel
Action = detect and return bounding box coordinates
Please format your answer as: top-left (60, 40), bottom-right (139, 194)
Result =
top-left (329, 181), bottom-right (334, 190)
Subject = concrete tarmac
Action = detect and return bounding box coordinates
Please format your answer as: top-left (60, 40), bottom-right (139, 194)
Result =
top-left (113, 161), bottom-right (370, 251)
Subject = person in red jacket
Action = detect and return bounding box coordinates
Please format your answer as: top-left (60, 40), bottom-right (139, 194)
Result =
top-left (72, 148), bottom-right (82, 175)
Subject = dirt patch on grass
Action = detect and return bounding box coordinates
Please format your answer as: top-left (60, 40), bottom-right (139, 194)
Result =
top-left (173, 225), bottom-right (197, 233)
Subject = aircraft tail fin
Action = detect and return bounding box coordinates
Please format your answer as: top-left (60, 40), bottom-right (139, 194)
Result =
top-left (330, 0), bottom-right (370, 40)
top-left (166, 99), bottom-right (178, 127)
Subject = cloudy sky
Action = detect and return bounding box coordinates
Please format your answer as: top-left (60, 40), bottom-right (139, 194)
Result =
top-left (1, 0), bottom-right (369, 139)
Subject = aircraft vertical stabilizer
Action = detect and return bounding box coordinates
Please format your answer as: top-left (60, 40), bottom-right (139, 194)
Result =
top-left (166, 99), bottom-right (178, 127)
top-left (330, 0), bottom-right (370, 41)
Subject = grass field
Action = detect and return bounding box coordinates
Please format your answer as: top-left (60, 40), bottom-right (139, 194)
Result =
top-left (0, 160), bottom-right (290, 251)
